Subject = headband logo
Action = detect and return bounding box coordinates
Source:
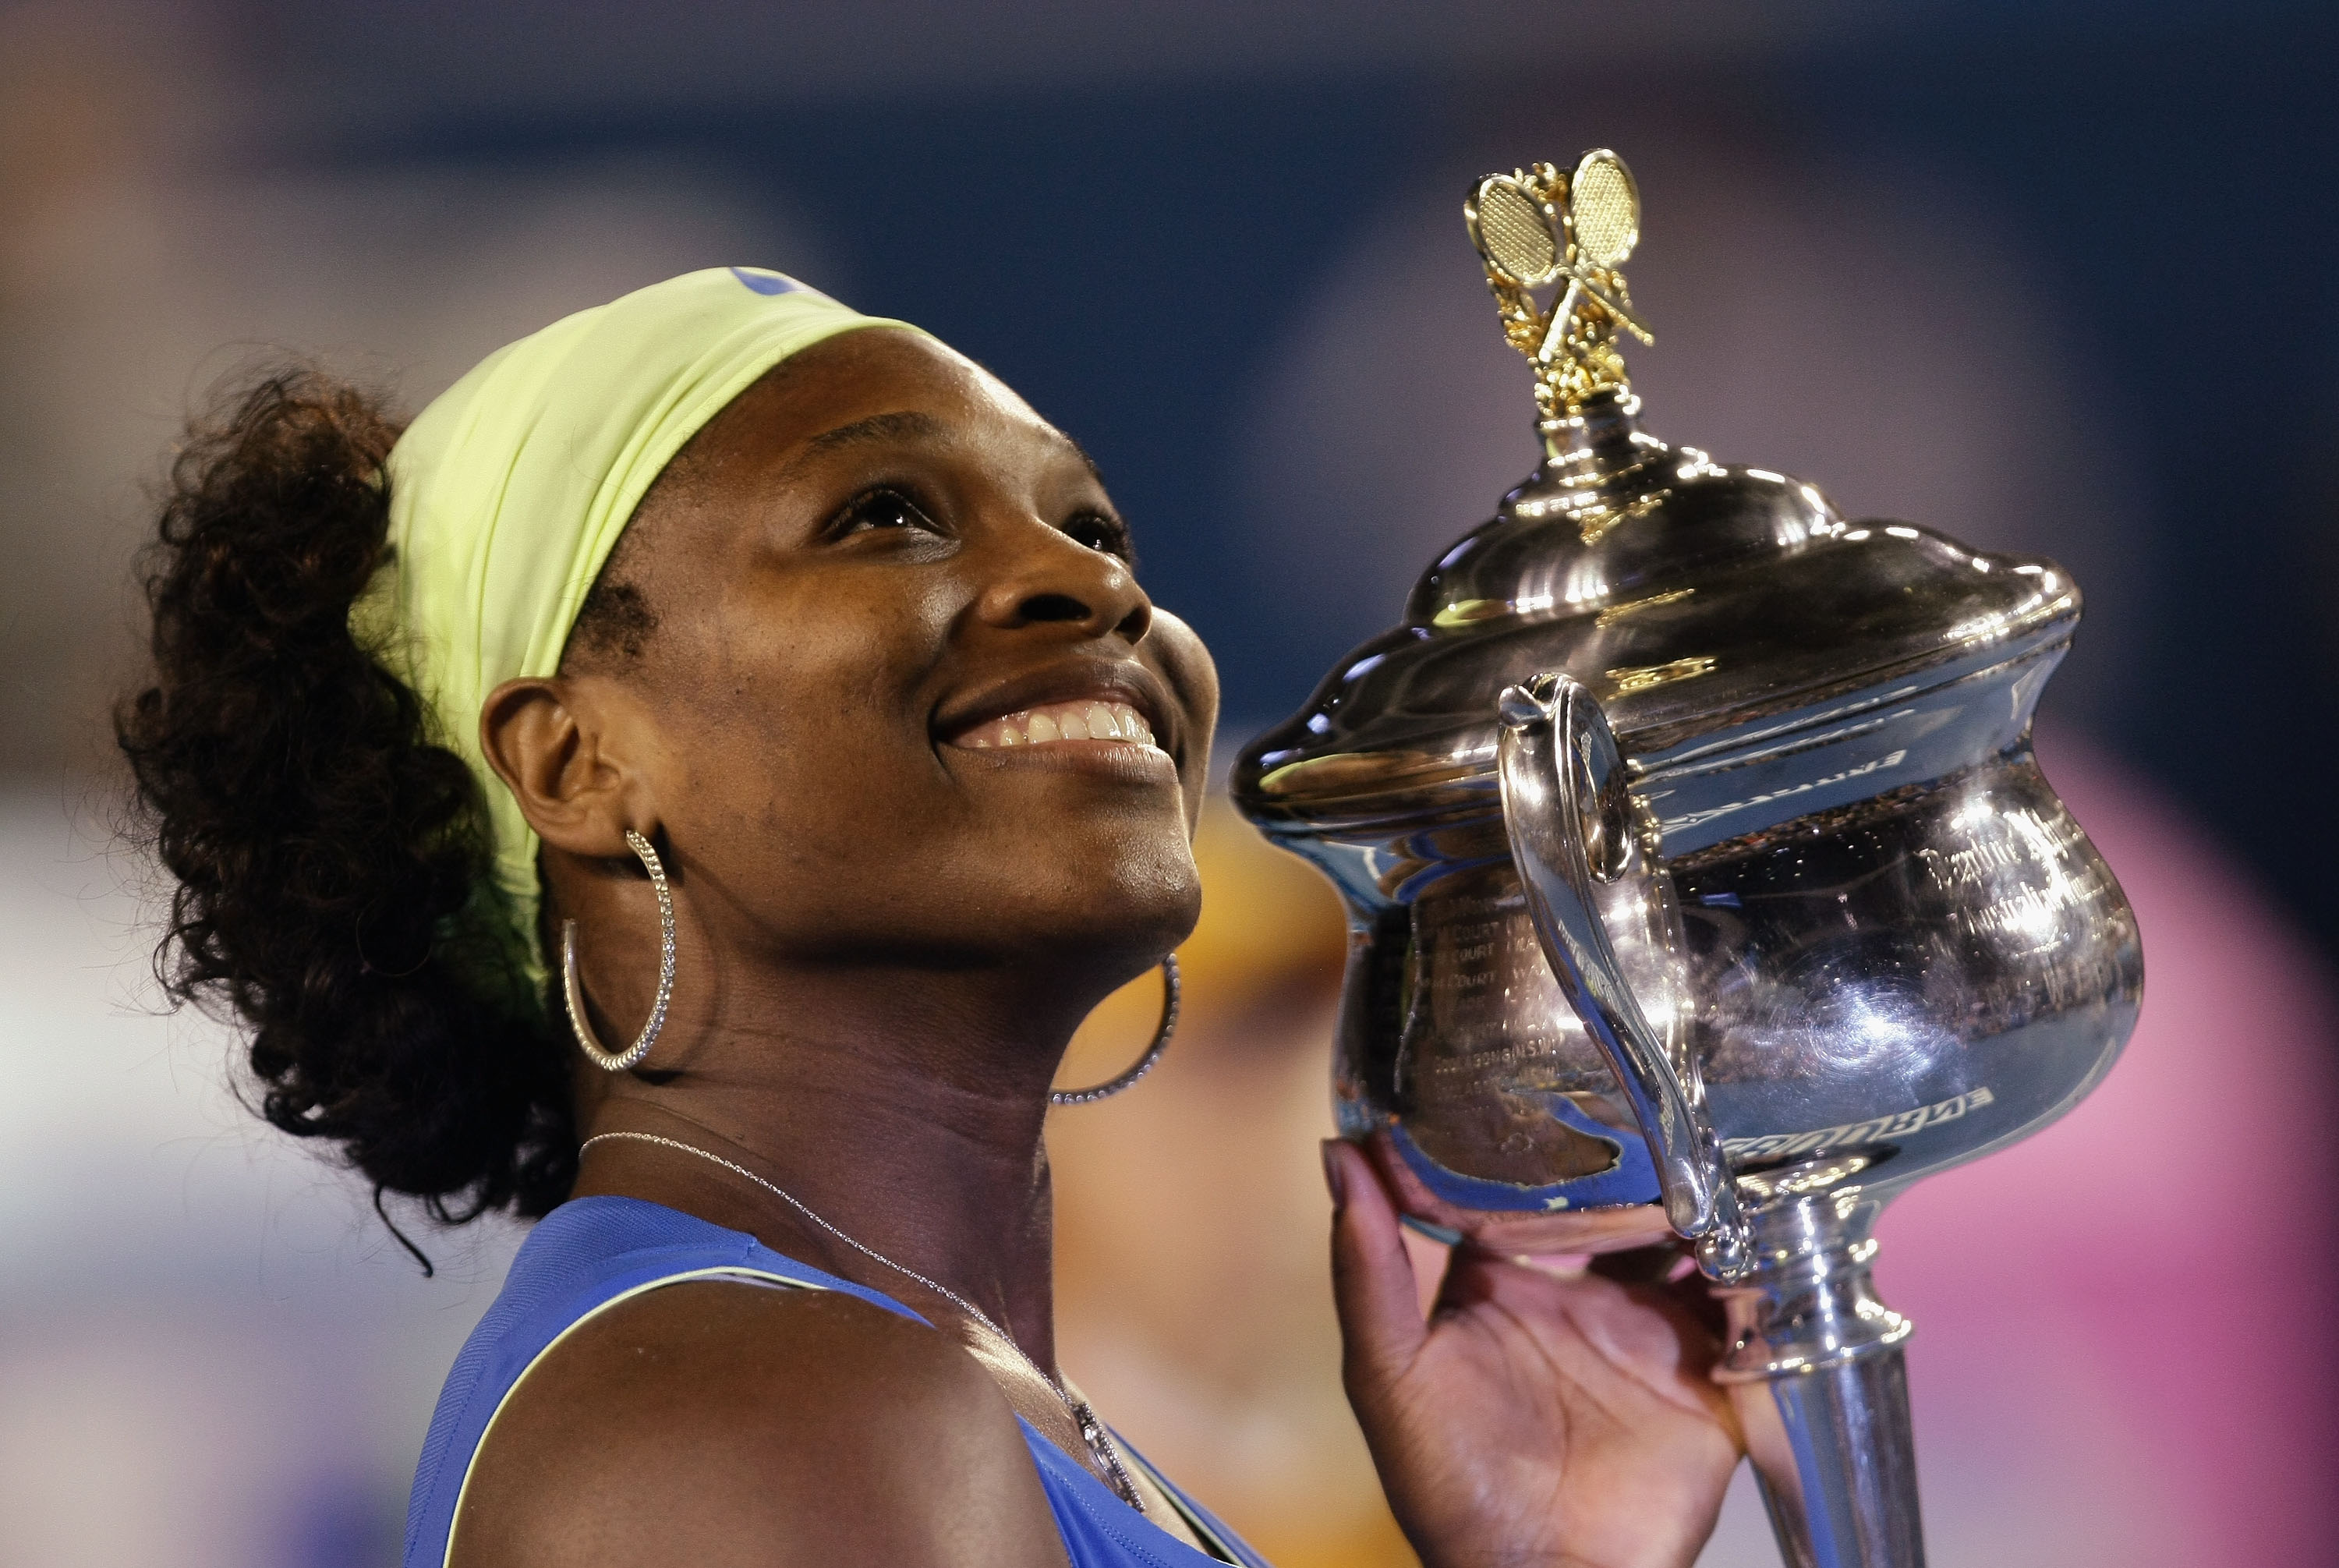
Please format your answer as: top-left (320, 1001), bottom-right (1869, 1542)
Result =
top-left (729, 267), bottom-right (806, 296)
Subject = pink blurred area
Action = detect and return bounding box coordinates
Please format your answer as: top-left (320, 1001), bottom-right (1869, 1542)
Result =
top-left (1878, 730), bottom-right (2339, 1566)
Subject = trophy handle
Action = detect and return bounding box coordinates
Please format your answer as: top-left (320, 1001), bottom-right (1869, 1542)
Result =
top-left (1495, 672), bottom-right (1752, 1280)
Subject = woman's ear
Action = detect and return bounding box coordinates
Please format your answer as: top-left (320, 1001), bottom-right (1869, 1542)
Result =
top-left (479, 675), bottom-right (648, 857)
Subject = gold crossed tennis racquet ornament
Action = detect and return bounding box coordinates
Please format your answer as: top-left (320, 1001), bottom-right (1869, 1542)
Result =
top-left (1466, 150), bottom-right (1651, 433)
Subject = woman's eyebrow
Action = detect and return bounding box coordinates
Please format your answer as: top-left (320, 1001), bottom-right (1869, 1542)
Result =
top-left (780, 409), bottom-right (949, 480)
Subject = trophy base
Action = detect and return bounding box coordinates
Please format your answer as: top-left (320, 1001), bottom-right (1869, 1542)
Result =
top-left (1741, 1347), bottom-right (1925, 1568)
top-left (1720, 1186), bottom-right (1926, 1568)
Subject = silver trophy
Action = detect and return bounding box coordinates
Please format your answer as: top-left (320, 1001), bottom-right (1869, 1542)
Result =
top-left (1233, 152), bottom-right (2142, 1567)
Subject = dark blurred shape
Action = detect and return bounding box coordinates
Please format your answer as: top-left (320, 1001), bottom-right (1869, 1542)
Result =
top-left (0, 5), bottom-right (810, 776)
top-left (226, 0), bottom-right (1917, 130)
top-left (13, 2), bottom-right (2339, 969)
top-left (278, 1470), bottom-right (401, 1568)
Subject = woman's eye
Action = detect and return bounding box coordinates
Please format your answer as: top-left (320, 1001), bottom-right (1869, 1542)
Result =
top-left (1063, 511), bottom-right (1136, 564)
top-left (835, 488), bottom-right (937, 537)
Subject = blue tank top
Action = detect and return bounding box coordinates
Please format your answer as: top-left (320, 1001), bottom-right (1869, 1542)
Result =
top-left (405, 1195), bottom-right (1271, 1568)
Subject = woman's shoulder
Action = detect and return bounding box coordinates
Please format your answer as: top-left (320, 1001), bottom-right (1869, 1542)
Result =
top-left (423, 1197), bottom-right (1067, 1568)
top-left (451, 1272), bottom-right (1067, 1568)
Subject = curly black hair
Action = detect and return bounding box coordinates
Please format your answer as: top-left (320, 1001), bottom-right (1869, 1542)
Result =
top-left (118, 368), bottom-right (582, 1256)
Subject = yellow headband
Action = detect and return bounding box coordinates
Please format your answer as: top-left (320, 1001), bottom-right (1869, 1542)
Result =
top-left (353, 267), bottom-right (915, 998)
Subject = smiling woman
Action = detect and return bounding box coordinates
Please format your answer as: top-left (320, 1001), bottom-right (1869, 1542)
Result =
top-left (118, 268), bottom-right (1743, 1568)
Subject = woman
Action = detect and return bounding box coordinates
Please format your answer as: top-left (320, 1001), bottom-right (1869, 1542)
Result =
top-left (121, 268), bottom-right (1739, 1567)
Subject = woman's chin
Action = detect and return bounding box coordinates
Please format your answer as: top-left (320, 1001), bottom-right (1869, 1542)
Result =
top-left (1013, 873), bottom-right (1199, 977)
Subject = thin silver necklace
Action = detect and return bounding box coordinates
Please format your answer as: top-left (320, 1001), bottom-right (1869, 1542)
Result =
top-left (579, 1129), bottom-right (1147, 1513)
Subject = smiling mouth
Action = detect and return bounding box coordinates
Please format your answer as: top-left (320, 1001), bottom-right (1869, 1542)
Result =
top-left (950, 699), bottom-right (1159, 751)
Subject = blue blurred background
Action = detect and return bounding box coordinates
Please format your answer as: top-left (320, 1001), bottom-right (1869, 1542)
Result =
top-left (2, 2), bottom-right (2334, 1564)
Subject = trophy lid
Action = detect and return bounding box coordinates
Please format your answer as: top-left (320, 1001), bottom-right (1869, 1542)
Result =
top-left (1234, 151), bottom-right (2080, 836)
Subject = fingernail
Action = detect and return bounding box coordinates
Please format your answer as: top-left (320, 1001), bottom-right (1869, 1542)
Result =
top-left (1320, 1140), bottom-right (1348, 1207)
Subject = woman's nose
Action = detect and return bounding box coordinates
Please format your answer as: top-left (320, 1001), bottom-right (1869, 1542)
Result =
top-left (974, 524), bottom-right (1152, 644)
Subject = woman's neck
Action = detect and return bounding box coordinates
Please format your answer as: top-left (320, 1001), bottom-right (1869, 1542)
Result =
top-left (568, 955), bottom-right (1110, 1374)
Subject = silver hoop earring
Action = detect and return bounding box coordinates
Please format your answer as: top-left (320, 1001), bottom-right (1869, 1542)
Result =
top-left (1050, 954), bottom-right (1179, 1106)
top-left (561, 828), bottom-right (676, 1073)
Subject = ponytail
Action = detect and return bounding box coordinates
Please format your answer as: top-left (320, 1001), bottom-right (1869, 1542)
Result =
top-left (118, 369), bottom-right (575, 1241)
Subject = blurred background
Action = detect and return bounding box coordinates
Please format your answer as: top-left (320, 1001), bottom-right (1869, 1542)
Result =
top-left (3, 1), bottom-right (2335, 1564)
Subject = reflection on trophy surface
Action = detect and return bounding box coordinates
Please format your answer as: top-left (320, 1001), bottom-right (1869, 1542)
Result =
top-left (1231, 150), bottom-right (2143, 1568)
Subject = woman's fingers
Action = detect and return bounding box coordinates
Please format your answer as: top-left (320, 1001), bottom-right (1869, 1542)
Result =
top-left (1323, 1138), bottom-right (1428, 1386)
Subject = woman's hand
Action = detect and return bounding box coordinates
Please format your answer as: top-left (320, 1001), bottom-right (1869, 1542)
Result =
top-left (1324, 1140), bottom-right (1743, 1568)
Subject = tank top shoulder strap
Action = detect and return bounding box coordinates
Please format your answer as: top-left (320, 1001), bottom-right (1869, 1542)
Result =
top-left (403, 1194), bottom-right (1269, 1568)
top-left (402, 1194), bottom-right (922, 1567)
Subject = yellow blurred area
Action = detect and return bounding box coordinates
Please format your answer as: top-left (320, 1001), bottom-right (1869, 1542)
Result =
top-left (1057, 794), bottom-right (1346, 1078)
top-left (1047, 795), bottom-right (1421, 1568)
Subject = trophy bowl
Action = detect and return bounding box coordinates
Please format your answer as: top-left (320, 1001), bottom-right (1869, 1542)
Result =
top-left (1232, 152), bottom-right (2142, 1568)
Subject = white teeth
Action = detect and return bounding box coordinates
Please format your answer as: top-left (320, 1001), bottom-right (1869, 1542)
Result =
top-left (948, 698), bottom-right (1160, 752)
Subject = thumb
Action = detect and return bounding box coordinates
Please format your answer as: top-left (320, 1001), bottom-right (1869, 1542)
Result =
top-left (1324, 1138), bottom-right (1428, 1389)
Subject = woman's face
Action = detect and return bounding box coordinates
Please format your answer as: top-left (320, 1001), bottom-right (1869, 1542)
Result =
top-left (558, 327), bottom-right (1216, 987)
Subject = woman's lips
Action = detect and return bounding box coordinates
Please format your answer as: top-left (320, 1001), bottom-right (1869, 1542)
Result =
top-left (948, 698), bottom-right (1159, 751)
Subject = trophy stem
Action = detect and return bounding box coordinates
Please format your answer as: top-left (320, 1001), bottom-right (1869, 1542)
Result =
top-left (1535, 384), bottom-right (1643, 469)
top-left (1717, 1187), bottom-right (1925, 1568)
